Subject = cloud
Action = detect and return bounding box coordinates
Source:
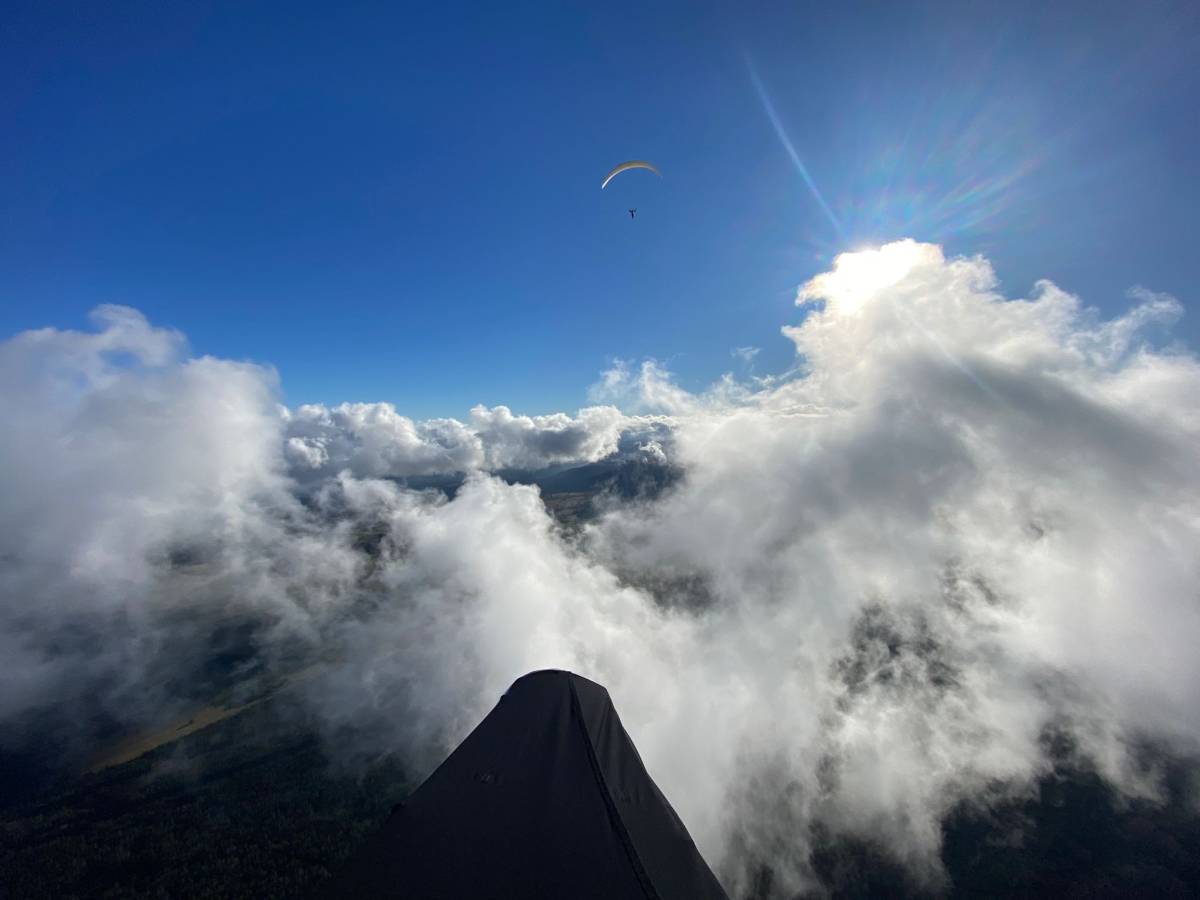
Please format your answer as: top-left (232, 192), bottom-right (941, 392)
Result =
top-left (468, 404), bottom-right (627, 470)
top-left (0, 306), bottom-right (312, 731)
top-left (732, 346), bottom-right (761, 364)
top-left (3, 242), bottom-right (1200, 895)
top-left (581, 240), bottom-right (1200, 890)
top-left (588, 358), bottom-right (686, 413)
top-left (589, 358), bottom-right (740, 415)
top-left (284, 402), bottom-right (483, 477)
top-left (283, 402), bottom-right (631, 479)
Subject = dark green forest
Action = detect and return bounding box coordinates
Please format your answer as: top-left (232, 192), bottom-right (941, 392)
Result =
top-left (4, 689), bottom-right (1199, 898)
top-left (0, 698), bottom-right (408, 899)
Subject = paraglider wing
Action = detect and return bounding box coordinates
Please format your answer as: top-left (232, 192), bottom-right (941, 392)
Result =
top-left (601, 160), bottom-right (662, 189)
top-left (323, 671), bottom-right (730, 900)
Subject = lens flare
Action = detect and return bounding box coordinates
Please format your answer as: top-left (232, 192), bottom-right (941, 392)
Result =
top-left (746, 59), bottom-right (845, 239)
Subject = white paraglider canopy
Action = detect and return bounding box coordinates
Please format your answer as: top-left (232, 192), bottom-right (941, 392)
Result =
top-left (601, 160), bottom-right (662, 189)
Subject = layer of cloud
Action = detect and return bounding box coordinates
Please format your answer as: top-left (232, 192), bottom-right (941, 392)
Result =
top-left (3, 241), bottom-right (1199, 896)
top-left (284, 402), bottom-right (630, 478)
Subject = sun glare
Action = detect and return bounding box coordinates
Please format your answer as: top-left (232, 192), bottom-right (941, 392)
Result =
top-left (800, 240), bottom-right (928, 313)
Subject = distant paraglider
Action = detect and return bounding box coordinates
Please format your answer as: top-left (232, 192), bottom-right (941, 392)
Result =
top-left (601, 160), bottom-right (661, 189)
top-left (604, 161), bottom-right (659, 222)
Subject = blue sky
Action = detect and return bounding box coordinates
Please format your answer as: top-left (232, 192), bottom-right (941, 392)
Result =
top-left (3, 0), bottom-right (1197, 418)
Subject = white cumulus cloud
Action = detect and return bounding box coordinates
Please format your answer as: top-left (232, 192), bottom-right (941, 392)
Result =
top-left (282, 401), bottom-right (631, 479)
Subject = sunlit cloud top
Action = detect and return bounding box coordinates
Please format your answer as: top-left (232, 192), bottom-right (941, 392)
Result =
top-left (798, 240), bottom-right (932, 314)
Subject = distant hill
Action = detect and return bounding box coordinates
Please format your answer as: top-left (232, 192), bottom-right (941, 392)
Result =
top-left (392, 456), bottom-right (681, 524)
